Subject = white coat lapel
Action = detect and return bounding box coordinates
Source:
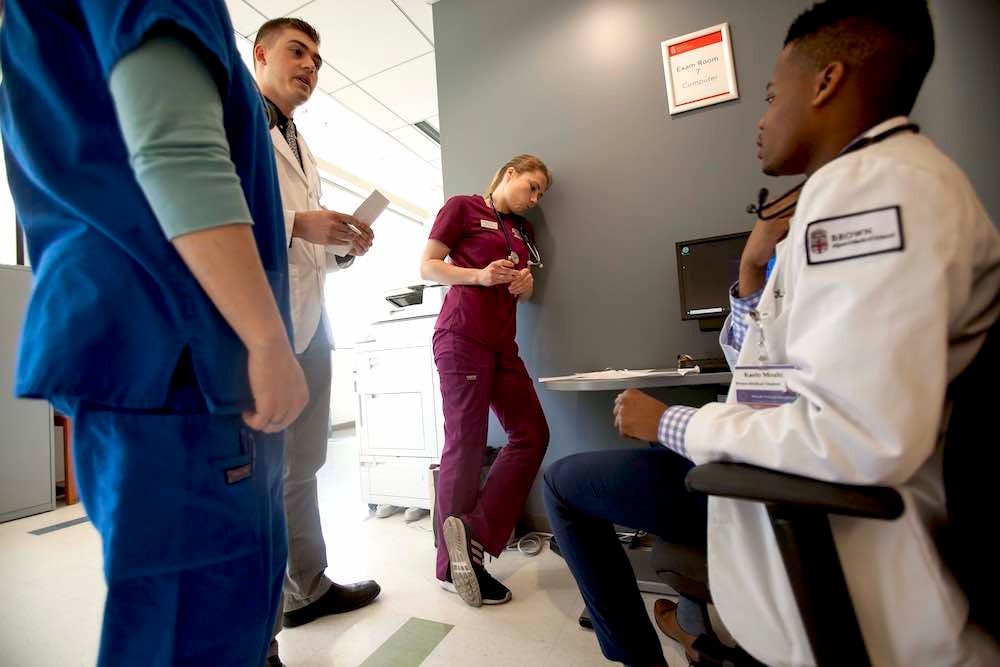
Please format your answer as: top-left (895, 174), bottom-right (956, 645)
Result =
top-left (296, 131), bottom-right (320, 193)
top-left (270, 126), bottom-right (308, 187)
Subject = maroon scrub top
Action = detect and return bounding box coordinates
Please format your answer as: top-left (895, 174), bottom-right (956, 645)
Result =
top-left (429, 194), bottom-right (535, 348)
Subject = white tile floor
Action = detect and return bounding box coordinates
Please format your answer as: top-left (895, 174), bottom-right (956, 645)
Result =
top-left (0, 430), bottom-right (688, 666)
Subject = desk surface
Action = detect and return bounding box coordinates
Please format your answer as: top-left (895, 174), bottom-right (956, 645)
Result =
top-left (541, 371), bottom-right (732, 392)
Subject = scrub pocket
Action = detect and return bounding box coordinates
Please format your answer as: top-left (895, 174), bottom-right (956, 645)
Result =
top-left (432, 330), bottom-right (495, 445)
top-left (73, 409), bottom-right (267, 583)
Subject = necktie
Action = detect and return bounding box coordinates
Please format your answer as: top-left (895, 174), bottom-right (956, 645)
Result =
top-left (284, 120), bottom-right (301, 168)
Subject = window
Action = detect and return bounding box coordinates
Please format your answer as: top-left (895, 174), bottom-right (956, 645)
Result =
top-left (321, 178), bottom-right (430, 347)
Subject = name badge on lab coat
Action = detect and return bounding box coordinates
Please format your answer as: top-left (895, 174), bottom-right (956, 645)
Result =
top-left (480, 219), bottom-right (499, 230)
top-left (732, 365), bottom-right (798, 408)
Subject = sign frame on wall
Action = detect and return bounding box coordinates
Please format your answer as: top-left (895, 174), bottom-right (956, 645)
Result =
top-left (661, 23), bottom-right (739, 115)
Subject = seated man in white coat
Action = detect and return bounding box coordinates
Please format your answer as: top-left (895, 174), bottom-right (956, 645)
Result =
top-left (252, 18), bottom-right (380, 667)
top-left (544, 1), bottom-right (1000, 665)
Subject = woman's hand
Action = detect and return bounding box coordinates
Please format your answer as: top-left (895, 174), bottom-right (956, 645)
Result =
top-left (508, 268), bottom-right (533, 296)
top-left (477, 259), bottom-right (518, 286)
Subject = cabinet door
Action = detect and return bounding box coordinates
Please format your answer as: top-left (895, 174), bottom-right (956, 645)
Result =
top-left (357, 346), bottom-right (431, 394)
top-left (356, 346), bottom-right (436, 457)
top-left (1, 266), bottom-right (55, 523)
top-left (361, 392), bottom-right (432, 455)
top-left (360, 457), bottom-right (432, 508)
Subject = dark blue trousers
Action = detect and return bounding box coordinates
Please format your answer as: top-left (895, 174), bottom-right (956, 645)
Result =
top-left (71, 353), bottom-right (287, 666)
top-left (543, 446), bottom-right (707, 666)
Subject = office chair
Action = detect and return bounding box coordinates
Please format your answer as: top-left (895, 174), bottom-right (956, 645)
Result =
top-left (652, 315), bottom-right (997, 666)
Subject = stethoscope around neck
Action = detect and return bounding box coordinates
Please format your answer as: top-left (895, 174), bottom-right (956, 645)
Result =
top-left (746, 122), bottom-right (920, 220)
top-left (488, 195), bottom-right (544, 269)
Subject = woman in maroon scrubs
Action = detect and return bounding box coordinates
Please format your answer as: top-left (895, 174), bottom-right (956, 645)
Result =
top-left (419, 154), bottom-right (551, 607)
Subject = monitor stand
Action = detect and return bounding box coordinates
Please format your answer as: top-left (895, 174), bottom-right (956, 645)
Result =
top-left (698, 317), bottom-right (725, 332)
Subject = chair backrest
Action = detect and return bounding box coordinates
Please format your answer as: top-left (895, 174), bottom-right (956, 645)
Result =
top-left (943, 310), bottom-right (999, 639)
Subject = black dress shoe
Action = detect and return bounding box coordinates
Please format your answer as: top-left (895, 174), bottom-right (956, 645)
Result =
top-left (265, 655), bottom-right (284, 667)
top-left (282, 580), bottom-right (382, 628)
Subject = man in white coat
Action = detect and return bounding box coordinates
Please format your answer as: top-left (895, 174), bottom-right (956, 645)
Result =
top-left (544, 1), bottom-right (1000, 666)
top-left (252, 18), bottom-right (380, 667)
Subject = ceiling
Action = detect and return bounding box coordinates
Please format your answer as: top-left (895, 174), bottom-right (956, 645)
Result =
top-left (225, 0), bottom-right (442, 212)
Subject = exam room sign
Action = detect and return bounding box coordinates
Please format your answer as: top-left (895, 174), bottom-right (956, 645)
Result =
top-left (661, 23), bottom-right (739, 115)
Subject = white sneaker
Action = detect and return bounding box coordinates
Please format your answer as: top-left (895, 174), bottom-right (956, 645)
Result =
top-left (404, 507), bottom-right (429, 523)
top-left (437, 571), bottom-right (510, 605)
top-left (441, 516), bottom-right (512, 607)
top-left (374, 504), bottom-right (402, 518)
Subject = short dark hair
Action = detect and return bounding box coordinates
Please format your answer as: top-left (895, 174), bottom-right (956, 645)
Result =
top-left (784, 0), bottom-right (934, 116)
top-left (254, 17), bottom-right (320, 49)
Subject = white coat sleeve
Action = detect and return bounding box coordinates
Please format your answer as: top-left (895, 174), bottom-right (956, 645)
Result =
top-left (718, 316), bottom-right (741, 370)
top-left (685, 156), bottom-right (962, 485)
top-left (325, 248), bottom-right (352, 272)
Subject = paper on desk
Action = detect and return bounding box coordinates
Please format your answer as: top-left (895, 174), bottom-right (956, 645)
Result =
top-left (573, 369), bottom-right (654, 380)
top-left (649, 367), bottom-right (700, 376)
top-left (330, 189), bottom-right (390, 256)
top-left (538, 367), bottom-right (701, 383)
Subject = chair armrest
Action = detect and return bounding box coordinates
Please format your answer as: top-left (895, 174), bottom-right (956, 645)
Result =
top-left (685, 462), bottom-right (904, 520)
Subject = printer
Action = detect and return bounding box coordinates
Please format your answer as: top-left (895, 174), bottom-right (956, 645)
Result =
top-left (381, 283), bottom-right (447, 321)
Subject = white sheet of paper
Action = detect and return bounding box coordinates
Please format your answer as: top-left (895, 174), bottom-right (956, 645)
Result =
top-left (538, 367), bottom-right (700, 383)
top-left (330, 189), bottom-right (390, 256)
top-left (572, 369), bottom-right (654, 380)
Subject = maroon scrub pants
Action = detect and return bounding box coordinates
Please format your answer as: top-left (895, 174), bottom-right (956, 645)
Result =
top-left (432, 329), bottom-right (549, 580)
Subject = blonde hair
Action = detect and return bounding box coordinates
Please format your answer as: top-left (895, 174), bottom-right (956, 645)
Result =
top-left (485, 154), bottom-right (551, 199)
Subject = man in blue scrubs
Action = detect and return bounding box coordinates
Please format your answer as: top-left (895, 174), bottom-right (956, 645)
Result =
top-left (1, 2), bottom-right (307, 665)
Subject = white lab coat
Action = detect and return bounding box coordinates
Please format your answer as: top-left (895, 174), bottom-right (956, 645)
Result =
top-left (271, 126), bottom-right (350, 354)
top-left (686, 118), bottom-right (1000, 666)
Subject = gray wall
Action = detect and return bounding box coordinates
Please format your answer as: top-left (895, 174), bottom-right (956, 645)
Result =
top-left (910, 0), bottom-right (1000, 213)
top-left (432, 0), bottom-right (1000, 526)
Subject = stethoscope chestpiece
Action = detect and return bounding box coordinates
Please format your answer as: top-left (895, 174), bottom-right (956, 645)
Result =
top-left (491, 195), bottom-right (544, 270)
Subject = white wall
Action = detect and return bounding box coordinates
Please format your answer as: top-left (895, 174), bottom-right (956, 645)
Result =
top-left (320, 176), bottom-right (429, 341)
top-left (0, 153), bottom-right (18, 265)
top-left (330, 348), bottom-right (357, 427)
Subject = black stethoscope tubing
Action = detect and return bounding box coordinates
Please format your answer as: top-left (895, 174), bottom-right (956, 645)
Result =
top-left (488, 196), bottom-right (543, 268)
top-left (747, 123), bottom-right (920, 220)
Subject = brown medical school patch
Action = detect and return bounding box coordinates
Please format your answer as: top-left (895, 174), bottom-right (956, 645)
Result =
top-left (805, 206), bottom-right (904, 265)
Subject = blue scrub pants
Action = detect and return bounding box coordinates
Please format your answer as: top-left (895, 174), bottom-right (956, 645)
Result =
top-left (70, 357), bottom-right (287, 667)
top-left (543, 447), bottom-right (707, 667)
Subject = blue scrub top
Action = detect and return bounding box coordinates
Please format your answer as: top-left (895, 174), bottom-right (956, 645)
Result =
top-left (0, 0), bottom-right (290, 414)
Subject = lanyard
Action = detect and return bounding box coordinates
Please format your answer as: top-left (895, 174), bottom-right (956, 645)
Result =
top-left (747, 310), bottom-right (771, 364)
top-left (488, 196), bottom-right (544, 269)
top-left (747, 123), bottom-right (920, 220)
top-left (743, 123), bottom-right (920, 361)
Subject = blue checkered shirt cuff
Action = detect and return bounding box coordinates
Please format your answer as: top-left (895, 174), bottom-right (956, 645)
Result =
top-left (658, 406), bottom-right (699, 459)
top-left (727, 281), bottom-right (763, 351)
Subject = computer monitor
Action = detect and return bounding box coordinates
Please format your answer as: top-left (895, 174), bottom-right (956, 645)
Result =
top-left (675, 231), bottom-right (750, 327)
